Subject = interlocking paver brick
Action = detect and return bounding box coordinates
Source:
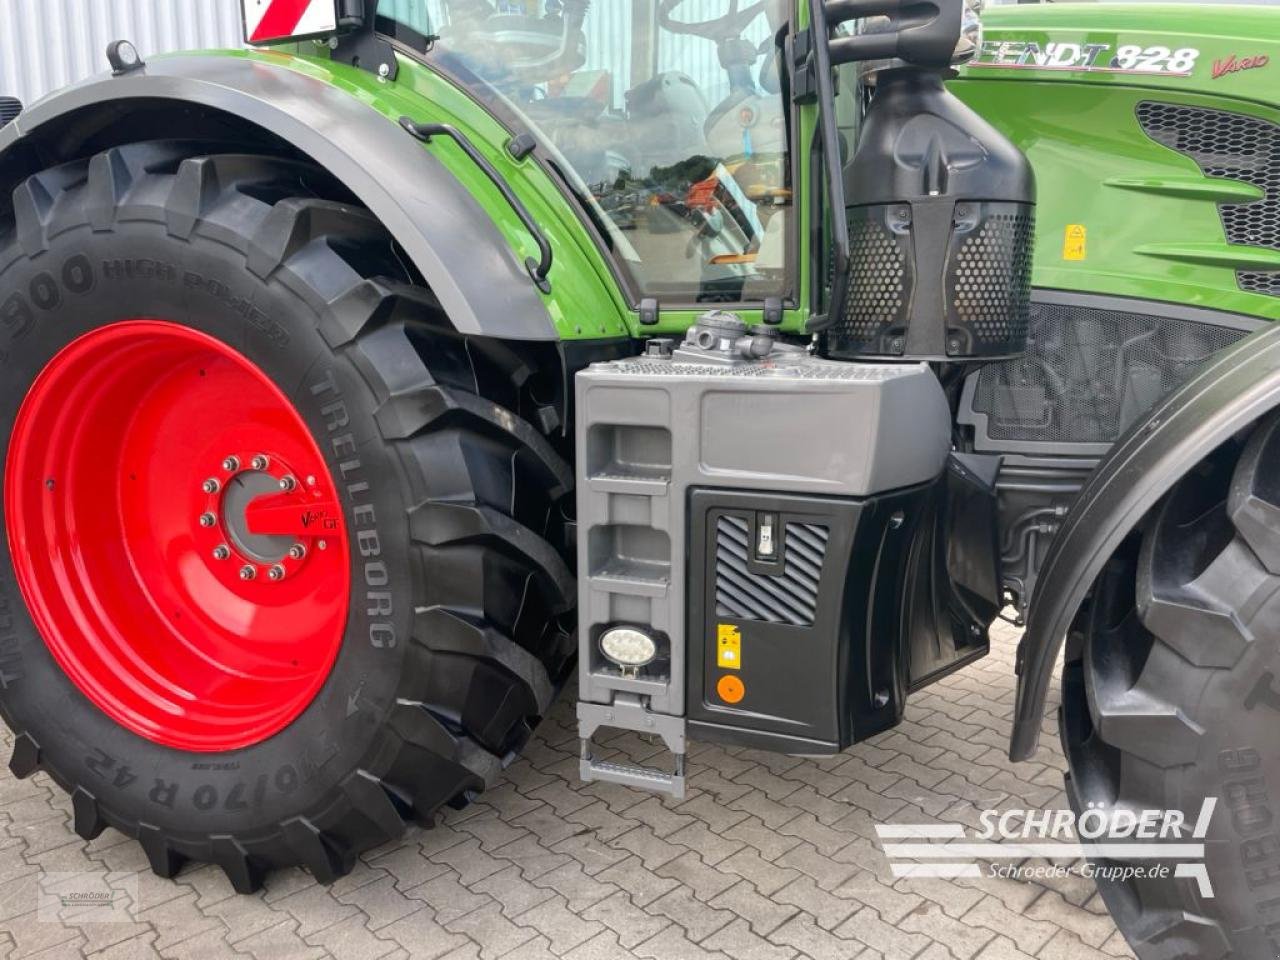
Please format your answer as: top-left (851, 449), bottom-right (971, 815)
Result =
top-left (725, 789), bottom-right (803, 831)
top-left (721, 815), bottom-right (801, 861)
top-left (1024, 889), bottom-right (1119, 947)
top-left (457, 813), bottom-right (528, 853)
top-left (445, 901), bottom-right (537, 959)
top-left (561, 801), bottom-right (638, 843)
top-left (491, 836), bottom-right (570, 881)
top-left (708, 880), bottom-right (797, 936)
top-left (776, 841), bottom-right (860, 891)
top-left (236, 920), bottom-right (328, 960)
top-left (834, 905), bottom-right (933, 959)
top-left (594, 856), bottom-right (679, 908)
top-left (654, 851), bottom-right (736, 903)
top-left (527, 861), bottom-right (616, 913)
top-left (366, 843), bottom-right (451, 894)
top-left (703, 917), bottom-right (797, 960)
top-left (470, 865), bottom-right (555, 921)
top-left (832, 869), bottom-right (921, 925)
top-left (549, 833), bottom-right (629, 877)
top-left (405, 871), bottom-right (490, 927)
top-left (580, 891), bottom-right (671, 949)
top-left (897, 901), bottom-right (995, 959)
top-left (515, 895), bottom-right (604, 954)
top-left (623, 799), bottom-right (697, 840)
top-left (665, 821), bottom-right (743, 867)
top-left (671, 795), bottom-right (749, 837)
top-left (769, 912), bottom-right (866, 960)
top-left (647, 886), bottom-right (735, 943)
top-left (561, 931), bottom-right (627, 960)
top-left (377, 909), bottom-right (468, 960)
top-left (608, 827), bottom-right (683, 871)
top-left (773, 876), bottom-right (859, 930)
top-left (961, 894), bottom-right (1057, 954)
top-left (305, 911), bottom-right (398, 960)
top-left (1036, 928), bottom-right (1118, 960)
top-left (633, 923), bottom-right (733, 960)
top-left (717, 847), bottom-right (803, 898)
top-left (511, 807), bottom-right (589, 849)
top-left (159, 927), bottom-right (254, 960)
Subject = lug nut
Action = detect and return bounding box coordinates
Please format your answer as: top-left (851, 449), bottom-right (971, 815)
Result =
top-left (202, 478), bottom-right (221, 494)
top-left (288, 544), bottom-right (307, 560)
top-left (251, 455), bottom-right (269, 471)
top-left (279, 475), bottom-right (297, 492)
top-left (199, 512), bottom-right (217, 528)
top-left (212, 545), bottom-right (231, 561)
top-left (268, 564), bottom-right (286, 581)
top-left (222, 456), bottom-right (240, 472)
top-left (239, 565), bottom-right (257, 581)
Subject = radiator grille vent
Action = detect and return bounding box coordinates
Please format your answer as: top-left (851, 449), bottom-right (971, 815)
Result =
top-left (714, 516), bottom-right (828, 627)
top-left (1137, 101), bottom-right (1280, 297)
top-left (0, 98), bottom-right (19, 130)
top-left (970, 302), bottom-right (1244, 446)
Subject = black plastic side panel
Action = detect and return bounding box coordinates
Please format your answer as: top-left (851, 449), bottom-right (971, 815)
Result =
top-left (0, 56), bottom-right (557, 340)
top-left (1013, 321), bottom-right (1280, 761)
top-left (685, 484), bottom-right (926, 755)
top-left (903, 454), bottom-right (999, 692)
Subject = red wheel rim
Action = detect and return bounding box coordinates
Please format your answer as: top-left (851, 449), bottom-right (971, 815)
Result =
top-left (3, 321), bottom-right (350, 751)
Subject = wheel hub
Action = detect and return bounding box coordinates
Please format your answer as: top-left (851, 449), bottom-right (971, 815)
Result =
top-left (3, 321), bottom-right (351, 752)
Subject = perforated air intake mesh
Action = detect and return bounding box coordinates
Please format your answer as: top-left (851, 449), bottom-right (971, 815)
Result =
top-left (951, 211), bottom-right (1035, 347)
top-left (841, 216), bottom-right (907, 342)
top-left (970, 302), bottom-right (1245, 446)
top-left (714, 516), bottom-right (828, 627)
top-left (1137, 101), bottom-right (1280, 297)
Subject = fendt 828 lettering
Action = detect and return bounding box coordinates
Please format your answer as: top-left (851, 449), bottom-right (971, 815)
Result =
top-left (1, 1), bottom-right (1278, 956)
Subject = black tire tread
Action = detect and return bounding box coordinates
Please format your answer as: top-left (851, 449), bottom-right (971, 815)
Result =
top-left (0, 141), bottom-right (572, 893)
top-left (1061, 420), bottom-right (1280, 958)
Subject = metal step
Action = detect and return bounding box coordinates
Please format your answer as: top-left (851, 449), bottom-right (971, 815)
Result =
top-left (578, 697), bottom-right (686, 800)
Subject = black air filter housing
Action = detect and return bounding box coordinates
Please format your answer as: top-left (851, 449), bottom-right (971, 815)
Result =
top-left (831, 69), bottom-right (1035, 361)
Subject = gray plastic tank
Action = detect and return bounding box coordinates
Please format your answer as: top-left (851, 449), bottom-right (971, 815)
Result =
top-left (575, 312), bottom-right (951, 797)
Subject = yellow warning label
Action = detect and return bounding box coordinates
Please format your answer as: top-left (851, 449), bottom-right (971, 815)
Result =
top-left (717, 624), bottom-right (742, 670)
top-left (1063, 224), bottom-right (1087, 262)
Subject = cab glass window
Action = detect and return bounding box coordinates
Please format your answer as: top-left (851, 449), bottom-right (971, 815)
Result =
top-left (381, 1), bottom-right (793, 305)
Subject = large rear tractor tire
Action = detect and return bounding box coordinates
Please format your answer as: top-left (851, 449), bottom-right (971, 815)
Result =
top-left (1063, 411), bottom-right (1280, 959)
top-left (0, 143), bottom-right (575, 892)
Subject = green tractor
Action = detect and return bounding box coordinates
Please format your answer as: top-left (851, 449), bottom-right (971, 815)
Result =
top-left (0, 0), bottom-right (1276, 955)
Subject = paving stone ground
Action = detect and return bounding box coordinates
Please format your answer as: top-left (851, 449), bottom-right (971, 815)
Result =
top-left (0, 622), bottom-right (1133, 960)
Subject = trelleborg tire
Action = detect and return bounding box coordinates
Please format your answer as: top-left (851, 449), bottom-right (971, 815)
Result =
top-left (0, 143), bottom-right (575, 892)
top-left (1062, 411), bottom-right (1280, 959)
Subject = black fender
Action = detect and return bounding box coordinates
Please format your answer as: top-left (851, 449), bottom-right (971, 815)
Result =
top-left (1012, 322), bottom-right (1280, 761)
top-left (0, 56), bottom-right (557, 340)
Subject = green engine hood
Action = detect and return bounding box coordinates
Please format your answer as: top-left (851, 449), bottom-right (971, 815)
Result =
top-left (962, 3), bottom-right (1278, 104)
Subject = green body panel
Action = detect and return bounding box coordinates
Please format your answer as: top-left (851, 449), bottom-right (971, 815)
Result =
top-left (184, 46), bottom-right (814, 340)
top-left (953, 4), bottom-right (1280, 321)
top-left (181, 47), bottom-right (637, 340)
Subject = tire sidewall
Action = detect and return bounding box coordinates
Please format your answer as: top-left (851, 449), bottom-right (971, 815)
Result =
top-left (0, 219), bottom-right (414, 838)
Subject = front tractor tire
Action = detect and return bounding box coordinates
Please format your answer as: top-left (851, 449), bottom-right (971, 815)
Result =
top-left (0, 143), bottom-right (575, 892)
top-left (1062, 412), bottom-right (1280, 959)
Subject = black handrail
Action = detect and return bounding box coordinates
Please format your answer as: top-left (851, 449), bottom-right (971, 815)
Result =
top-left (399, 117), bottom-right (554, 292)
top-left (805, 0), bottom-right (850, 333)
